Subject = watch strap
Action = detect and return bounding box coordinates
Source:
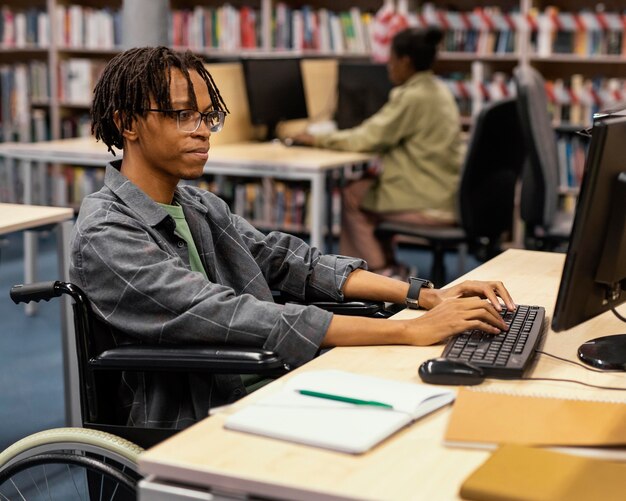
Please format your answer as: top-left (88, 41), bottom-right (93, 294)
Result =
top-left (406, 277), bottom-right (434, 310)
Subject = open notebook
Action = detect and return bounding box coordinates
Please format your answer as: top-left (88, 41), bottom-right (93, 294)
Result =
top-left (225, 370), bottom-right (455, 454)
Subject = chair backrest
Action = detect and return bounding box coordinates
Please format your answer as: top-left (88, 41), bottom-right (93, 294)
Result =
top-left (457, 97), bottom-right (526, 240)
top-left (513, 65), bottom-right (560, 231)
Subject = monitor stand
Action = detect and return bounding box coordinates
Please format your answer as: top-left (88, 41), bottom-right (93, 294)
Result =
top-left (578, 333), bottom-right (626, 370)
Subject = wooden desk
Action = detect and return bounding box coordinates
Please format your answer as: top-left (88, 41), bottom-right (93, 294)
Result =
top-left (191, 140), bottom-right (371, 250)
top-left (0, 137), bottom-right (372, 251)
top-left (0, 203), bottom-right (79, 427)
top-left (0, 203), bottom-right (73, 234)
top-left (138, 249), bottom-right (626, 501)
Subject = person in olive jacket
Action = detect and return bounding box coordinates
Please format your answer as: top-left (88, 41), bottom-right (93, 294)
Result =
top-left (293, 26), bottom-right (464, 279)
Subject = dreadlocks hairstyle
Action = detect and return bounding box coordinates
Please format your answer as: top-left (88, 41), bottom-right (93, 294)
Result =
top-left (91, 46), bottom-right (229, 154)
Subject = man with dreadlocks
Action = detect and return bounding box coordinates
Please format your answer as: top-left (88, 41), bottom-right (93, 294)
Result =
top-left (70, 46), bottom-right (513, 429)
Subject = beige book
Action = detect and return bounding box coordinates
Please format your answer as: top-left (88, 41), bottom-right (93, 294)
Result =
top-left (445, 388), bottom-right (626, 447)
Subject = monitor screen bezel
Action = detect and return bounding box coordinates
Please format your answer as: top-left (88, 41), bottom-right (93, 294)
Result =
top-left (551, 114), bottom-right (626, 332)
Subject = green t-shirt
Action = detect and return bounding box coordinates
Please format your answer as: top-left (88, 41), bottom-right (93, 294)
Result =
top-left (159, 201), bottom-right (272, 393)
top-left (159, 202), bottom-right (208, 280)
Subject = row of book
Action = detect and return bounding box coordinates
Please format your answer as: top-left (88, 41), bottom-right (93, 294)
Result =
top-left (5, 3), bottom-right (626, 58)
top-left (0, 6), bottom-right (48, 48)
top-left (186, 177), bottom-right (317, 234)
top-left (533, 6), bottom-right (626, 57)
top-left (29, 61), bottom-right (49, 104)
top-left (442, 72), bottom-right (514, 115)
top-left (49, 166), bottom-right (105, 208)
top-left (0, 160), bottom-right (22, 203)
top-left (170, 3), bottom-right (626, 57)
top-left (416, 4), bottom-right (626, 57)
top-left (0, 162), bottom-right (104, 207)
top-left (442, 73), bottom-right (626, 127)
top-left (416, 5), bottom-right (522, 55)
top-left (171, 4), bottom-right (373, 54)
top-left (33, 112), bottom-right (91, 143)
top-left (545, 76), bottom-right (626, 126)
top-left (0, 58), bottom-right (105, 112)
top-left (0, 65), bottom-right (32, 143)
top-left (4, 3), bottom-right (626, 57)
top-left (171, 5), bottom-right (260, 51)
top-left (275, 4), bottom-right (372, 54)
top-left (55, 4), bottom-right (122, 50)
top-left (0, 5), bottom-right (122, 50)
top-left (58, 58), bottom-right (107, 105)
top-left (407, 4), bottom-right (626, 58)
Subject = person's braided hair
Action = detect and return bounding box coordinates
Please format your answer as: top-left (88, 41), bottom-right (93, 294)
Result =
top-left (91, 46), bottom-right (229, 154)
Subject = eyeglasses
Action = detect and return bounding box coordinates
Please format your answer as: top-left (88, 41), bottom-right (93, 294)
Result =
top-left (143, 109), bottom-right (225, 133)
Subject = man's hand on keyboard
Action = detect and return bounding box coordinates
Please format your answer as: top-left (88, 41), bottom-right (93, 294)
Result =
top-left (408, 297), bottom-right (510, 345)
top-left (422, 280), bottom-right (516, 312)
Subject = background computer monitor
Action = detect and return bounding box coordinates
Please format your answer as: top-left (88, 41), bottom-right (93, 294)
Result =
top-left (241, 57), bottom-right (308, 141)
top-left (551, 113), bottom-right (626, 370)
top-left (335, 61), bottom-right (393, 130)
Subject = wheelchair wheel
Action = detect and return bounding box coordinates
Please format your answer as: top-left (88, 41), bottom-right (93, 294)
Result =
top-left (0, 428), bottom-right (143, 500)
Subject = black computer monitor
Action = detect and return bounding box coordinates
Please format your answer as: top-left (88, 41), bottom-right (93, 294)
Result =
top-left (335, 61), bottom-right (393, 130)
top-left (551, 113), bottom-right (626, 370)
top-left (241, 57), bottom-right (308, 141)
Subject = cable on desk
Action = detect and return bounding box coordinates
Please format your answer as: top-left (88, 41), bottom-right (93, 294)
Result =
top-left (518, 376), bottom-right (626, 391)
top-left (509, 349), bottom-right (626, 391)
top-left (535, 349), bottom-right (620, 373)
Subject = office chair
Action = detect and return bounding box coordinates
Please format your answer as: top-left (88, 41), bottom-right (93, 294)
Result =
top-left (512, 65), bottom-right (574, 251)
top-left (10, 281), bottom-right (390, 449)
top-left (375, 98), bottom-right (526, 287)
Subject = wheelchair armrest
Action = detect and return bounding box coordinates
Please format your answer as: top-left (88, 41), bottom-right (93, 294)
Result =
top-left (91, 345), bottom-right (287, 374)
top-left (273, 291), bottom-right (393, 318)
top-left (296, 300), bottom-right (393, 318)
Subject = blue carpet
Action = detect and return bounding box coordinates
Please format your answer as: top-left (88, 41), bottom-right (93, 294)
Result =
top-left (0, 232), bottom-right (65, 450)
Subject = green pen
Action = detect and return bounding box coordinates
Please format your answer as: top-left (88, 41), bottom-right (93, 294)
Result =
top-left (297, 389), bottom-right (394, 410)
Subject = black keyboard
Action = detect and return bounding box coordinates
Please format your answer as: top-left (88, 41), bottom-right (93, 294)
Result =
top-left (441, 304), bottom-right (546, 378)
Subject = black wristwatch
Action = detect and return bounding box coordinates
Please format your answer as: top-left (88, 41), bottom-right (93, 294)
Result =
top-left (406, 277), bottom-right (434, 310)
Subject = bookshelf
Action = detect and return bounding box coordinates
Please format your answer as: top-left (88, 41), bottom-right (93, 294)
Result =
top-left (1, 1), bottom-right (624, 139)
top-left (0, 0), bottom-right (624, 227)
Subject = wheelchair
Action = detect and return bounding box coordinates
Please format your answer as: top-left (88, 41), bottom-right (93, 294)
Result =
top-left (0, 280), bottom-right (391, 499)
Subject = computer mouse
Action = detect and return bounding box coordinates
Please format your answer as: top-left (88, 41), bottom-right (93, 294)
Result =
top-left (418, 358), bottom-right (485, 386)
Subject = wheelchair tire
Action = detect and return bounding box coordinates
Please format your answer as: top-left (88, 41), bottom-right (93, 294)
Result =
top-left (0, 427), bottom-right (143, 500)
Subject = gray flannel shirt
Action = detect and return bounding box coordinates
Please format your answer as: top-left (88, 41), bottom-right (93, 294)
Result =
top-left (70, 160), bottom-right (365, 429)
